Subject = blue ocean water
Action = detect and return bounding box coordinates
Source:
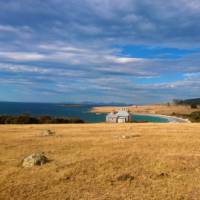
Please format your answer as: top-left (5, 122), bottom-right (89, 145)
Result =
top-left (0, 102), bottom-right (169, 123)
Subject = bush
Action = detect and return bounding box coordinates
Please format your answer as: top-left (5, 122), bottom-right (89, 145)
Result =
top-left (171, 112), bottom-right (176, 116)
top-left (38, 116), bottom-right (51, 124)
top-left (189, 111), bottom-right (200, 122)
top-left (0, 115), bottom-right (84, 124)
top-left (191, 104), bottom-right (198, 109)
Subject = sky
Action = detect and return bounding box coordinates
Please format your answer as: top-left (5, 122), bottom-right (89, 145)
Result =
top-left (0, 0), bottom-right (200, 104)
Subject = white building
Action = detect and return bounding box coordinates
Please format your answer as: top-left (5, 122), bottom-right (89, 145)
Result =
top-left (106, 108), bottom-right (132, 123)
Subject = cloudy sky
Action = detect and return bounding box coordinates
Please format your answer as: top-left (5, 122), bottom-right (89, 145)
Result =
top-left (0, 0), bottom-right (200, 104)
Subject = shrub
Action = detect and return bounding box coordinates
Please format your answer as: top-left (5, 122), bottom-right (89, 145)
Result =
top-left (39, 116), bottom-right (51, 124)
top-left (189, 111), bottom-right (200, 122)
top-left (0, 115), bottom-right (84, 124)
top-left (191, 104), bottom-right (198, 109)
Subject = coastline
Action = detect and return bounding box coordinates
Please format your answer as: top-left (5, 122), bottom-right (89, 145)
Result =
top-left (90, 107), bottom-right (190, 123)
top-left (133, 113), bottom-right (190, 123)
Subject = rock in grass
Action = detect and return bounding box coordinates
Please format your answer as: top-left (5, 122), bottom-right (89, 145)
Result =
top-left (121, 135), bottom-right (130, 139)
top-left (157, 172), bottom-right (169, 178)
top-left (117, 173), bottom-right (134, 182)
top-left (40, 129), bottom-right (55, 136)
top-left (121, 135), bottom-right (140, 139)
top-left (22, 153), bottom-right (48, 168)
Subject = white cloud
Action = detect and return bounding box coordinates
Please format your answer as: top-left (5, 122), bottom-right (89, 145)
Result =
top-left (0, 0), bottom-right (200, 102)
top-left (0, 24), bottom-right (32, 39)
top-left (110, 56), bottom-right (143, 64)
top-left (0, 63), bottom-right (49, 73)
top-left (0, 52), bottom-right (45, 61)
top-left (0, 25), bottom-right (19, 32)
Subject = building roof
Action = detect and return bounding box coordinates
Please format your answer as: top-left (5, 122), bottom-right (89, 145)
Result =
top-left (107, 112), bottom-right (117, 118)
top-left (107, 110), bottom-right (130, 118)
top-left (116, 110), bottom-right (130, 117)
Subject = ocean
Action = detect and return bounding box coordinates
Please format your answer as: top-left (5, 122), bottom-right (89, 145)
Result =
top-left (0, 102), bottom-right (169, 123)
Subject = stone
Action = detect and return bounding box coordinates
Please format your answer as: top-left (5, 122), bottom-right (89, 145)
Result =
top-left (121, 135), bottom-right (140, 139)
top-left (157, 172), bottom-right (169, 178)
top-left (22, 153), bottom-right (48, 168)
top-left (117, 173), bottom-right (134, 182)
top-left (121, 135), bottom-right (130, 139)
top-left (40, 129), bottom-right (55, 136)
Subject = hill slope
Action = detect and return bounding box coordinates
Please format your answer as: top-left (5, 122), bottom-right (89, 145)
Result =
top-left (182, 98), bottom-right (200, 105)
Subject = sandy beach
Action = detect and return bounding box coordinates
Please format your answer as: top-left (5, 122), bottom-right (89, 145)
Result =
top-left (91, 104), bottom-right (200, 123)
top-left (132, 113), bottom-right (190, 123)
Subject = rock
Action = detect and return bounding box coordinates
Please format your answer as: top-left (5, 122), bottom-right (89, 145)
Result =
top-left (40, 129), bottom-right (55, 136)
top-left (117, 173), bottom-right (134, 182)
top-left (121, 135), bottom-right (140, 139)
top-left (22, 153), bottom-right (48, 168)
top-left (61, 175), bottom-right (71, 182)
top-left (121, 135), bottom-right (130, 139)
top-left (157, 172), bottom-right (169, 178)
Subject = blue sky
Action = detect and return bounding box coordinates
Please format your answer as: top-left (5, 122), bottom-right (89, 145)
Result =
top-left (0, 0), bottom-right (200, 104)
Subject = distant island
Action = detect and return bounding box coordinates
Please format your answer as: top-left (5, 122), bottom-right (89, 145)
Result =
top-left (61, 104), bottom-right (82, 107)
top-left (60, 101), bottom-right (131, 107)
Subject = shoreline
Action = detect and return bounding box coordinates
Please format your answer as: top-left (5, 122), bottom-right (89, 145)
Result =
top-left (90, 105), bottom-right (193, 123)
top-left (91, 108), bottom-right (190, 123)
top-left (133, 113), bottom-right (190, 123)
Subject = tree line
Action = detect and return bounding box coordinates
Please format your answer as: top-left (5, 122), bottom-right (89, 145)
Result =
top-left (173, 98), bottom-right (200, 109)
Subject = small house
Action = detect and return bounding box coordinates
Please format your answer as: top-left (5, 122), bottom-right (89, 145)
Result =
top-left (106, 107), bottom-right (132, 123)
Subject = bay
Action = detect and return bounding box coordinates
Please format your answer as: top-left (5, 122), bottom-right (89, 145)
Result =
top-left (0, 102), bottom-right (169, 123)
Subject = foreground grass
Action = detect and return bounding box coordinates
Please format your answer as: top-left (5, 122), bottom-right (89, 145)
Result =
top-left (0, 123), bottom-right (200, 200)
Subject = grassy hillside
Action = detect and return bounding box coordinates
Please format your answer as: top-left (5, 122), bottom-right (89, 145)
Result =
top-left (1, 124), bottom-right (200, 200)
top-left (184, 98), bottom-right (200, 105)
top-left (173, 98), bottom-right (200, 105)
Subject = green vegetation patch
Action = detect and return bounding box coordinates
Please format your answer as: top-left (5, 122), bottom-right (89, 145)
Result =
top-left (0, 114), bottom-right (84, 124)
top-left (189, 111), bottom-right (200, 122)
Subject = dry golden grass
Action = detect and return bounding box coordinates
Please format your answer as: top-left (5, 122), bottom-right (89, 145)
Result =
top-left (91, 104), bottom-right (200, 116)
top-left (1, 123), bottom-right (200, 200)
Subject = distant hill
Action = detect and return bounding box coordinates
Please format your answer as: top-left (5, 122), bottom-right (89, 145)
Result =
top-left (173, 98), bottom-right (200, 105)
top-left (61, 102), bottom-right (131, 107)
top-left (183, 98), bottom-right (200, 105)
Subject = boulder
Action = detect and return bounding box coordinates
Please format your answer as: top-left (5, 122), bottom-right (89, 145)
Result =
top-left (121, 135), bottom-right (131, 139)
top-left (22, 153), bottom-right (48, 168)
top-left (121, 135), bottom-right (140, 139)
top-left (117, 173), bottom-right (134, 181)
top-left (40, 129), bottom-right (55, 136)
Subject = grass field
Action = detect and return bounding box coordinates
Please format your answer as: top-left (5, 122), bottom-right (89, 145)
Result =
top-left (1, 124), bottom-right (200, 200)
